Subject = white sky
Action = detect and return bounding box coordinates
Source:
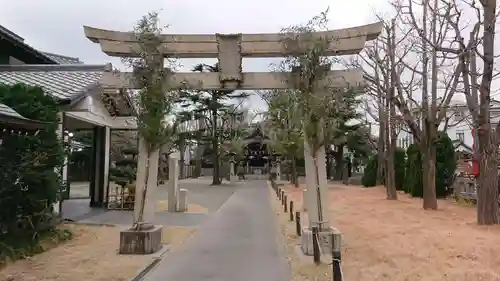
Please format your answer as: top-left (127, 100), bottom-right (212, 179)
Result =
top-left (1, 0), bottom-right (391, 111)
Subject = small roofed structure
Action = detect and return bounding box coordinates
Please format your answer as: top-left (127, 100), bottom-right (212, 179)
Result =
top-left (0, 103), bottom-right (46, 130)
top-left (0, 24), bottom-right (138, 213)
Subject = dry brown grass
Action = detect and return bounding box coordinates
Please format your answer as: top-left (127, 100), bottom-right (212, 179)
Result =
top-left (269, 183), bottom-right (332, 281)
top-left (278, 183), bottom-right (500, 281)
top-left (0, 224), bottom-right (197, 281)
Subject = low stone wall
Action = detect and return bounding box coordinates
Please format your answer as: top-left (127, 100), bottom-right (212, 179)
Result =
top-left (452, 177), bottom-right (477, 199)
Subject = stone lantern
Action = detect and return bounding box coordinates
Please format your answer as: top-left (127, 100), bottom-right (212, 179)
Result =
top-left (272, 152), bottom-right (282, 181)
top-left (326, 148), bottom-right (336, 180)
top-left (227, 151), bottom-right (237, 184)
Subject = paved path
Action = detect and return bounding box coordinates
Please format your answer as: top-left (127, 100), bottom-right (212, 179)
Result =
top-left (143, 180), bottom-right (291, 281)
top-left (64, 180), bottom-right (237, 226)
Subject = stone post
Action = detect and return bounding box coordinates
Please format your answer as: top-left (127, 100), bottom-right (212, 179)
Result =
top-left (230, 161), bottom-right (237, 184)
top-left (276, 164), bottom-right (281, 181)
top-left (168, 152), bottom-right (180, 212)
top-left (229, 153), bottom-right (237, 184)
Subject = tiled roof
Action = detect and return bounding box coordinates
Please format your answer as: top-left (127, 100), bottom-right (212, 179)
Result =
top-left (0, 103), bottom-right (27, 120)
top-left (0, 25), bottom-right (57, 64)
top-left (0, 64), bottom-right (111, 101)
top-left (0, 103), bottom-right (47, 129)
top-left (42, 52), bottom-right (83, 65)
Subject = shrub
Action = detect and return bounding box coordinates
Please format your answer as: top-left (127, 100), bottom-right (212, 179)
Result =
top-left (0, 84), bottom-right (67, 262)
top-left (405, 144), bottom-right (423, 196)
top-left (405, 133), bottom-right (457, 198)
top-left (361, 154), bottom-right (378, 187)
top-left (362, 150), bottom-right (406, 189)
top-left (435, 132), bottom-right (457, 197)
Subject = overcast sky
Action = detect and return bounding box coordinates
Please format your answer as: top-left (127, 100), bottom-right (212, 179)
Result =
top-left (1, 0), bottom-right (390, 111)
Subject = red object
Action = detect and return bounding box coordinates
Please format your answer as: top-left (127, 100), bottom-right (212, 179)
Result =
top-left (471, 128), bottom-right (479, 177)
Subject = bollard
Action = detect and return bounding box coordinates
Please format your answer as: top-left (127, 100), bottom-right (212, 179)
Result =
top-left (289, 201), bottom-right (294, 221)
top-left (284, 195), bottom-right (288, 212)
top-left (278, 188), bottom-right (282, 200)
top-left (295, 212), bottom-right (301, 236)
top-left (281, 190), bottom-right (285, 203)
top-left (331, 232), bottom-right (343, 281)
top-left (312, 226), bottom-right (320, 264)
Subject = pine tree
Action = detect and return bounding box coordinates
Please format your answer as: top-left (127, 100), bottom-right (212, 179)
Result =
top-left (178, 63), bottom-right (248, 185)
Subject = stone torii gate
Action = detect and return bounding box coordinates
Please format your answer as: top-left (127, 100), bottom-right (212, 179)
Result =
top-left (83, 21), bottom-right (382, 254)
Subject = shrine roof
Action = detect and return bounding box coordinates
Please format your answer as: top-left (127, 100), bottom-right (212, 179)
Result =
top-left (0, 25), bottom-right (57, 64)
top-left (42, 52), bottom-right (83, 65)
top-left (245, 125), bottom-right (269, 140)
top-left (0, 64), bottom-right (110, 102)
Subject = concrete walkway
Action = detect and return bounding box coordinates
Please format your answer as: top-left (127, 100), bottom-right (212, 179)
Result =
top-left (143, 180), bottom-right (291, 281)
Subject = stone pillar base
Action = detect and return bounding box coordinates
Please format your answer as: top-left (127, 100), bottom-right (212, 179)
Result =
top-left (119, 225), bottom-right (163, 255)
top-left (300, 226), bottom-right (340, 256)
top-left (230, 175), bottom-right (238, 183)
top-left (177, 189), bottom-right (188, 212)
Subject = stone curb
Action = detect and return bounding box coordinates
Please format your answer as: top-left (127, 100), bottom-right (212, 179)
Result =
top-left (63, 221), bottom-right (117, 227)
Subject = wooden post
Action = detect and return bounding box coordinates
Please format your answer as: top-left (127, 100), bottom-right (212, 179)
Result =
top-left (284, 195), bottom-right (288, 212)
top-left (332, 232), bottom-right (343, 281)
top-left (296, 212), bottom-right (301, 236)
top-left (289, 201), bottom-right (294, 221)
top-left (312, 226), bottom-right (320, 264)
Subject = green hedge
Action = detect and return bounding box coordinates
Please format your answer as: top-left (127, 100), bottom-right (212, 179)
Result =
top-left (435, 132), bottom-right (457, 197)
top-left (0, 84), bottom-right (66, 259)
top-left (405, 132), bottom-right (456, 198)
top-left (361, 154), bottom-right (378, 187)
top-left (405, 143), bottom-right (423, 196)
top-left (362, 149), bottom-right (406, 188)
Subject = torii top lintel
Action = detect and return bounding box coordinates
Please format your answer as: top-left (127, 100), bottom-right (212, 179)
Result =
top-left (83, 22), bottom-right (383, 58)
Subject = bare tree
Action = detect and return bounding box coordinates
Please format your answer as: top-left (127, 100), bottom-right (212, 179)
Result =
top-left (434, 0), bottom-right (500, 224)
top-left (387, 18), bottom-right (399, 200)
top-left (349, 0), bottom-right (461, 209)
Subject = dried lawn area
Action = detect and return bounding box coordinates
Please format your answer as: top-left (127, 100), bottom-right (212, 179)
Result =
top-left (0, 224), bottom-right (196, 281)
top-left (269, 184), bottom-right (331, 281)
top-left (279, 183), bottom-right (500, 281)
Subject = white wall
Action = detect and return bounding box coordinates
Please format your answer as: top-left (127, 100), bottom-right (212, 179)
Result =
top-left (397, 103), bottom-right (500, 150)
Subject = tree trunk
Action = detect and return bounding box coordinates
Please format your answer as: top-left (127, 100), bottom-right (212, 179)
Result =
top-left (377, 98), bottom-right (386, 185)
top-left (386, 149), bottom-right (397, 200)
top-left (211, 110), bottom-right (221, 185)
top-left (194, 158), bottom-right (201, 178)
top-left (326, 156), bottom-right (332, 180)
top-left (291, 156), bottom-right (299, 188)
top-left (421, 142), bottom-right (438, 210)
top-left (476, 0), bottom-right (499, 225)
top-left (386, 18), bottom-right (398, 200)
top-left (333, 145), bottom-right (344, 180)
top-left (179, 138), bottom-right (185, 179)
top-left (477, 138), bottom-right (499, 224)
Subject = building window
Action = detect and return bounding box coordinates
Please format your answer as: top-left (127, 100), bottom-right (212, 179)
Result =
top-left (457, 131), bottom-right (465, 142)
